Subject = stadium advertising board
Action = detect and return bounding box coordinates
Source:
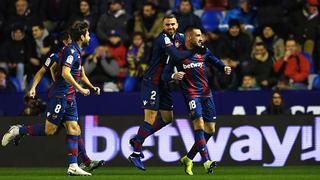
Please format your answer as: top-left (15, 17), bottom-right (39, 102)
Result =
top-left (0, 116), bottom-right (318, 167)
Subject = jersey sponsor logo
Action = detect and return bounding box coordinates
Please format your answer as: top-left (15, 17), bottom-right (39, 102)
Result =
top-left (71, 49), bottom-right (75, 54)
top-left (66, 55), bottom-right (74, 64)
top-left (183, 62), bottom-right (203, 69)
top-left (45, 58), bottom-right (51, 67)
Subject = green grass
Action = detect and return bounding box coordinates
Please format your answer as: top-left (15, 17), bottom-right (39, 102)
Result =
top-left (0, 166), bottom-right (319, 180)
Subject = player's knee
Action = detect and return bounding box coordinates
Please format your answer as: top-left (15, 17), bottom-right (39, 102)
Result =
top-left (66, 124), bottom-right (80, 135)
top-left (193, 118), bottom-right (205, 130)
top-left (204, 123), bottom-right (216, 135)
top-left (45, 126), bottom-right (58, 135)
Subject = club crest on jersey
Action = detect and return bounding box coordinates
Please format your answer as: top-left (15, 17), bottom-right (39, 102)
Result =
top-left (45, 58), bottom-right (51, 67)
top-left (66, 55), bottom-right (73, 64)
top-left (174, 40), bottom-right (181, 48)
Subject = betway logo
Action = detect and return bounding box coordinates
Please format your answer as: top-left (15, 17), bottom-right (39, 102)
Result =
top-left (183, 62), bottom-right (203, 69)
top-left (85, 116), bottom-right (320, 166)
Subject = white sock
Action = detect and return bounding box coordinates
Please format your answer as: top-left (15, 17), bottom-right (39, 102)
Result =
top-left (69, 163), bottom-right (78, 168)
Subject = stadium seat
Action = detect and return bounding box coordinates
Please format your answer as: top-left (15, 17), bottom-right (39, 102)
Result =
top-left (302, 52), bottom-right (315, 74)
top-left (312, 75), bottom-right (320, 90)
top-left (27, 76), bottom-right (51, 93)
top-left (8, 76), bottom-right (22, 92)
top-left (201, 10), bottom-right (223, 32)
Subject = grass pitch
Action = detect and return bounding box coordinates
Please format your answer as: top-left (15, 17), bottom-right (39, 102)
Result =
top-left (0, 166), bottom-right (319, 180)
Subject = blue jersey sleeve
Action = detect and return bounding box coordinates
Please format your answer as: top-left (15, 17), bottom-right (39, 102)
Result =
top-left (63, 48), bottom-right (78, 68)
top-left (159, 33), bottom-right (194, 61)
top-left (43, 53), bottom-right (58, 70)
top-left (205, 48), bottom-right (225, 71)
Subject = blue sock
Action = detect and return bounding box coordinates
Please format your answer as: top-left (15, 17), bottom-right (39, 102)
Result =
top-left (187, 132), bottom-right (212, 160)
top-left (66, 135), bottom-right (79, 164)
top-left (19, 124), bottom-right (46, 136)
top-left (194, 129), bottom-right (209, 163)
top-left (134, 121), bottom-right (153, 152)
top-left (78, 136), bottom-right (91, 166)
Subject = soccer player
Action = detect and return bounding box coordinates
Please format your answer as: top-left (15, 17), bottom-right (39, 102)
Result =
top-left (2, 21), bottom-right (100, 176)
top-left (162, 26), bottom-right (231, 175)
top-left (128, 14), bottom-right (196, 170)
top-left (27, 31), bottom-right (105, 172)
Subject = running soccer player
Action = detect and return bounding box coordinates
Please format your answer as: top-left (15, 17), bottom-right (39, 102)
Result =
top-left (162, 26), bottom-right (231, 175)
top-left (26, 31), bottom-right (105, 172)
top-left (128, 14), bottom-right (196, 170)
top-left (2, 21), bottom-right (100, 176)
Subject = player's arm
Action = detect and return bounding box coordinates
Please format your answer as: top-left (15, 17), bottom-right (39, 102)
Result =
top-left (161, 60), bottom-right (185, 82)
top-left (80, 67), bottom-right (100, 95)
top-left (62, 65), bottom-right (90, 96)
top-left (163, 36), bottom-right (194, 61)
top-left (206, 48), bottom-right (231, 75)
top-left (49, 62), bottom-right (57, 82)
top-left (28, 67), bottom-right (47, 98)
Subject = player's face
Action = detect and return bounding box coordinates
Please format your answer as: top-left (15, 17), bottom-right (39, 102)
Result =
top-left (190, 29), bottom-right (203, 47)
top-left (163, 18), bottom-right (178, 36)
top-left (81, 30), bottom-right (90, 46)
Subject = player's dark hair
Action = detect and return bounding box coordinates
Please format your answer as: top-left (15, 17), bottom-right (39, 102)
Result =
top-left (184, 25), bottom-right (201, 34)
top-left (70, 21), bottom-right (89, 42)
top-left (59, 30), bottom-right (70, 42)
top-left (162, 13), bottom-right (176, 21)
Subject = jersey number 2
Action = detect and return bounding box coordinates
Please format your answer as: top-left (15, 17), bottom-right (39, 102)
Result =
top-left (150, 91), bottom-right (157, 100)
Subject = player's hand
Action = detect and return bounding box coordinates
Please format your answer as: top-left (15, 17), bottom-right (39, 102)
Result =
top-left (80, 88), bottom-right (90, 96)
top-left (28, 88), bottom-right (36, 98)
top-left (194, 45), bottom-right (206, 55)
top-left (224, 66), bottom-right (232, 75)
top-left (93, 87), bottom-right (101, 95)
top-left (172, 72), bottom-right (185, 80)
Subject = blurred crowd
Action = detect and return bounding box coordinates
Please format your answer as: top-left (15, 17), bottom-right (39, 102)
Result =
top-left (0, 0), bottom-right (320, 93)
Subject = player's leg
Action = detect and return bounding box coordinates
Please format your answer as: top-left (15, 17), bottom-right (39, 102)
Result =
top-left (1, 98), bottom-right (63, 146)
top-left (77, 125), bottom-right (106, 172)
top-left (185, 97), bottom-right (217, 161)
top-left (64, 99), bottom-right (91, 176)
top-left (129, 81), bottom-right (160, 170)
top-left (154, 87), bottom-right (174, 132)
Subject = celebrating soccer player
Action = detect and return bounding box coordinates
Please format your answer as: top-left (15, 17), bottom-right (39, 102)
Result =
top-left (2, 21), bottom-right (101, 176)
top-left (128, 14), bottom-right (195, 170)
top-left (162, 26), bottom-right (231, 175)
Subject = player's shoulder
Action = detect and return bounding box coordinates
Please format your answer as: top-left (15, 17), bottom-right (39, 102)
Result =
top-left (176, 33), bottom-right (185, 39)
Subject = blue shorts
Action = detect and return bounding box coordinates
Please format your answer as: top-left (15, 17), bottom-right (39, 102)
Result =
top-left (45, 97), bottom-right (78, 126)
top-left (186, 96), bottom-right (216, 122)
top-left (140, 80), bottom-right (173, 111)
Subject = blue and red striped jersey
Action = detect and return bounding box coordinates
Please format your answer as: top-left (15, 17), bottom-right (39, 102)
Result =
top-left (143, 31), bottom-right (194, 85)
top-left (48, 43), bottom-right (82, 100)
top-left (162, 47), bottom-right (225, 98)
top-left (43, 53), bottom-right (59, 70)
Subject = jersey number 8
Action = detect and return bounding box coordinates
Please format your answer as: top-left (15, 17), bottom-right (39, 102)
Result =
top-left (54, 104), bottom-right (62, 113)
